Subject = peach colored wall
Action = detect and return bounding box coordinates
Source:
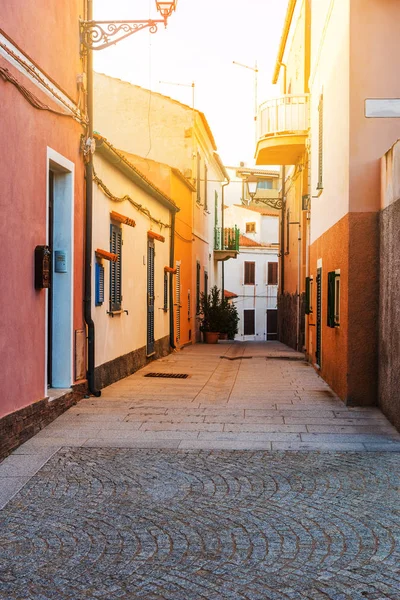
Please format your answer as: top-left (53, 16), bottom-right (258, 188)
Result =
top-left (1, 1), bottom-right (84, 99)
top-left (283, 164), bottom-right (307, 294)
top-left (349, 0), bottom-right (400, 213)
top-left (0, 60), bottom-right (85, 419)
top-left (309, 0), bottom-right (350, 244)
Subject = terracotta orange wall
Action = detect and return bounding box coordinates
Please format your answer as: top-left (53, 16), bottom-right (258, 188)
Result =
top-left (0, 60), bottom-right (85, 419)
top-left (308, 215), bottom-right (349, 401)
top-left (171, 176), bottom-right (194, 347)
top-left (193, 238), bottom-right (210, 342)
top-left (283, 164), bottom-right (307, 294)
top-left (349, 0), bottom-right (400, 213)
top-left (1, 1), bottom-right (84, 99)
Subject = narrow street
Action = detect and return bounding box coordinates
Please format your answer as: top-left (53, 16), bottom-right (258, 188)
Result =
top-left (1, 343), bottom-right (400, 599)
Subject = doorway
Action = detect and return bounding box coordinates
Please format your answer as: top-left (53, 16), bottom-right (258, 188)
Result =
top-left (147, 238), bottom-right (155, 355)
top-left (46, 149), bottom-right (74, 391)
top-left (316, 267), bottom-right (322, 367)
top-left (266, 309), bottom-right (278, 340)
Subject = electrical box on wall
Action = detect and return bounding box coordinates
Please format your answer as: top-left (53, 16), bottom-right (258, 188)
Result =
top-left (55, 250), bottom-right (67, 273)
top-left (34, 245), bottom-right (51, 289)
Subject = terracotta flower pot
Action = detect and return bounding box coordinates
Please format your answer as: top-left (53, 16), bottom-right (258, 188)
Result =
top-left (204, 331), bottom-right (220, 344)
top-left (219, 332), bottom-right (228, 340)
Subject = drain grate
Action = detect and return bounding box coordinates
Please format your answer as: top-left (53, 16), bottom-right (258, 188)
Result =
top-left (144, 372), bottom-right (189, 379)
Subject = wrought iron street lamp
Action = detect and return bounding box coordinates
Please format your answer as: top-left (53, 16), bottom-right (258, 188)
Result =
top-left (244, 174), bottom-right (283, 210)
top-left (80, 0), bottom-right (178, 50)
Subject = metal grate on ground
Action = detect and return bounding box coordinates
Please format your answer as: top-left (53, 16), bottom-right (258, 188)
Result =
top-left (144, 372), bottom-right (189, 379)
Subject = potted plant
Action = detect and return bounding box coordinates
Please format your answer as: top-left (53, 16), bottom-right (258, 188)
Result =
top-left (220, 299), bottom-right (239, 340)
top-left (199, 286), bottom-right (223, 343)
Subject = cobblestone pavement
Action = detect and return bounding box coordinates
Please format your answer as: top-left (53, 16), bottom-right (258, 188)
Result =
top-left (1, 448), bottom-right (400, 600)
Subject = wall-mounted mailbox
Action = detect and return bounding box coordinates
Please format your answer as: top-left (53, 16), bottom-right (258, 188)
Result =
top-left (55, 250), bottom-right (67, 273)
top-left (34, 245), bottom-right (51, 289)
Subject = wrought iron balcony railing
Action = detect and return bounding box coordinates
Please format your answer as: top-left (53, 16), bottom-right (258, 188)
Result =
top-left (258, 94), bottom-right (309, 138)
top-left (214, 226), bottom-right (240, 252)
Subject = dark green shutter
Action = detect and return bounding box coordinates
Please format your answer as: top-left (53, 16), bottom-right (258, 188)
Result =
top-left (196, 261), bottom-right (201, 313)
top-left (95, 263), bottom-right (104, 306)
top-left (316, 268), bottom-right (322, 366)
top-left (305, 277), bottom-right (310, 314)
top-left (110, 224), bottom-right (122, 312)
top-left (327, 271), bottom-right (335, 328)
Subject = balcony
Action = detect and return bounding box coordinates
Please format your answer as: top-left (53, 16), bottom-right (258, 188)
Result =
top-left (214, 226), bottom-right (239, 261)
top-left (255, 94), bottom-right (309, 166)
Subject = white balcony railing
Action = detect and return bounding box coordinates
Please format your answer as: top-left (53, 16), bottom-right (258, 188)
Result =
top-left (258, 94), bottom-right (309, 139)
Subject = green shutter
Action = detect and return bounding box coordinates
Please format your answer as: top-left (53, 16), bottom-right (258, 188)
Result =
top-left (305, 277), bottom-right (310, 315)
top-left (327, 271), bottom-right (335, 328)
top-left (110, 224), bottom-right (122, 312)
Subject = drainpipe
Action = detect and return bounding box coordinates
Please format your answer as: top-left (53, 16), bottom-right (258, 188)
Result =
top-left (169, 212), bottom-right (176, 349)
top-left (84, 0), bottom-right (101, 396)
top-left (221, 177), bottom-right (230, 295)
top-left (280, 166), bottom-right (286, 295)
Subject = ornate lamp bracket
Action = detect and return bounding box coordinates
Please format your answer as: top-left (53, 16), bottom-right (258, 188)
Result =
top-left (80, 18), bottom-right (166, 51)
top-left (252, 197), bottom-right (284, 210)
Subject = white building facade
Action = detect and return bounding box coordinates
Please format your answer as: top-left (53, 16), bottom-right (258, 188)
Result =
top-left (223, 166), bottom-right (280, 341)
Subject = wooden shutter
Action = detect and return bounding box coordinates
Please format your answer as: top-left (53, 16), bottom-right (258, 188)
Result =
top-left (204, 270), bottom-right (208, 298)
top-left (147, 239), bottom-right (155, 354)
top-left (268, 262), bottom-right (278, 285)
top-left (305, 276), bottom-right (310, 315)
top-left (196, 261), bottom-right (201, 313)
top-left (176, 262), bottom-right (181, 342)
top-left (164, 271), bottom-right (168, 311)
top-left (327, 271), bottom-right (336, 328)
top-left (196, 152), bottom-right (201, 203)
top-left (110, 224), bottom-right (122, 312)
top-left (243, 309), bottom-right (255, 335)
top-left (317, 94), bottom-right (323, 189)
top-left (95, 263), bottom-right (104, 306)
top-left (204, 164), bottom-right (208, 210)
top-left (244, 261), bottom-right (255, 285)
top-left (316, 268), bottom-right (322, 366)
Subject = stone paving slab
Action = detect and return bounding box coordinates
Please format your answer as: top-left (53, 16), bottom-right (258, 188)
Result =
top-left (1, 448), bottom-right (400, 599)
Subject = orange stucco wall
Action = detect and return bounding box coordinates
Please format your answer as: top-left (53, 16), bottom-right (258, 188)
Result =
top-left (308, 212), bottom-right (379, 405)
top-left (0, 59), bottom-right (85, 419)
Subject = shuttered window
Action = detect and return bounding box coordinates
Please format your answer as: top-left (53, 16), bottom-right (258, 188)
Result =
top-left (95, 262), bottom-right (104, 306)
top-left (176, 262), bottom-right (181, 342)
top-left (204, 270), bottom-right (208, 298)
top-left (204, 164), bottom-right (208, 211)
top-left (305, 276), bottom-right (311, 314)
top-left (316, 268), bottom-right (322, 366)
top-left (246, 222), bottom-right (256, 233)
top-left (327, 271), bottom-right (340, 327)
top-left (164, 272), bottom-right (168, 311)
top-left (110, 224), bottom-right (122, 311)
top-left (243, 309), bottom-right (255, 335)
top-left (267, 262), bottom-right (278, 285)
top-left (244, 261), bottom-right (255, 285)
top-left (196, 152), bottom-right (201, 204)
top-left (317, 94), bottom-right (324, 190)
top-left (196, 261), bottom-right (201, 313)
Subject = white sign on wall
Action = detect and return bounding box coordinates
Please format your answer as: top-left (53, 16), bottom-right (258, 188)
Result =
top-left (365, 99), bottom-right (400, 118)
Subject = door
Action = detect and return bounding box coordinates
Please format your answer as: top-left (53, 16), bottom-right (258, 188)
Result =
top-left (147, 238), bottom-right (155, 355)
top-left (266, 309), bottom-right (278, 340)
top-left (243, 309), bottom-right (255, 336)
top-left (316, 267), bottom-right (322, 367)
top-left (47, 171), bottom-right (54, 386)
top-left (175, 261), bottom-right (181, 344)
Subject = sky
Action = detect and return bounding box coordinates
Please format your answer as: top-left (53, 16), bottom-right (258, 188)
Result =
top-left (94, 0), bottom-right (287, 167)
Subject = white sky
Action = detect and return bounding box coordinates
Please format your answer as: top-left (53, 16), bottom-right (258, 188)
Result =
top-left (94, 0), bottom-right (287, 166)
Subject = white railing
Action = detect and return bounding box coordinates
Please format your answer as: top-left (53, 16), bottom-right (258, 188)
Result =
top-left (258, 94), bottom-right (309, 139)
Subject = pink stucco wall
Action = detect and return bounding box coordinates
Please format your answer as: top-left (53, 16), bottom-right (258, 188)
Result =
top-left (350, 0), bottom-right (400, 213)
top-left (0, 53), bottom-right (85, 418)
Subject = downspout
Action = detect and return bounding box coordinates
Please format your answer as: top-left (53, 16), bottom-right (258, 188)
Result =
top-left (84, 0), bottom-right (101, 396)
top-left (169, 212), bottom-right (176, 349)
top-left (221, 177), bottom-right (230, 295)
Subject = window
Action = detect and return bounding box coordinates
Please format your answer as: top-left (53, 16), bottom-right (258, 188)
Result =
top-left (246, 222), bottom-right (256, 234)
top-left (267, 262), bottom-right (278, 285)
top-left (196, 152), bottom-right (201, 204)
top-left (327, 271), bottom-right (340, 327)
top-left (196, 261), bottom-right (201, 313)
top-left (244, 261), bottom-right (255, 285)
top-left (204, 164), bottom-right (208, 211)
top-left (305, 276), bottom-right (313, 314)
top-left (95, 262), bottom-right (104, 306)
top-left (110, 224), bottom-right (122, 311)
top-left (163, 271), bottom-right (168, 311)
top-left (204, 270), bottom-right (208, 298)
top-left (257, 180), bottom-right (273, 190)
top-left (214, 191), bottom-right (218, 225)
top-left (243, 309), bottom-right (255, 335)
top-left (317, 94), bottom-right (324, 190)
top-left (188, 289), bottom-right (191, 318)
